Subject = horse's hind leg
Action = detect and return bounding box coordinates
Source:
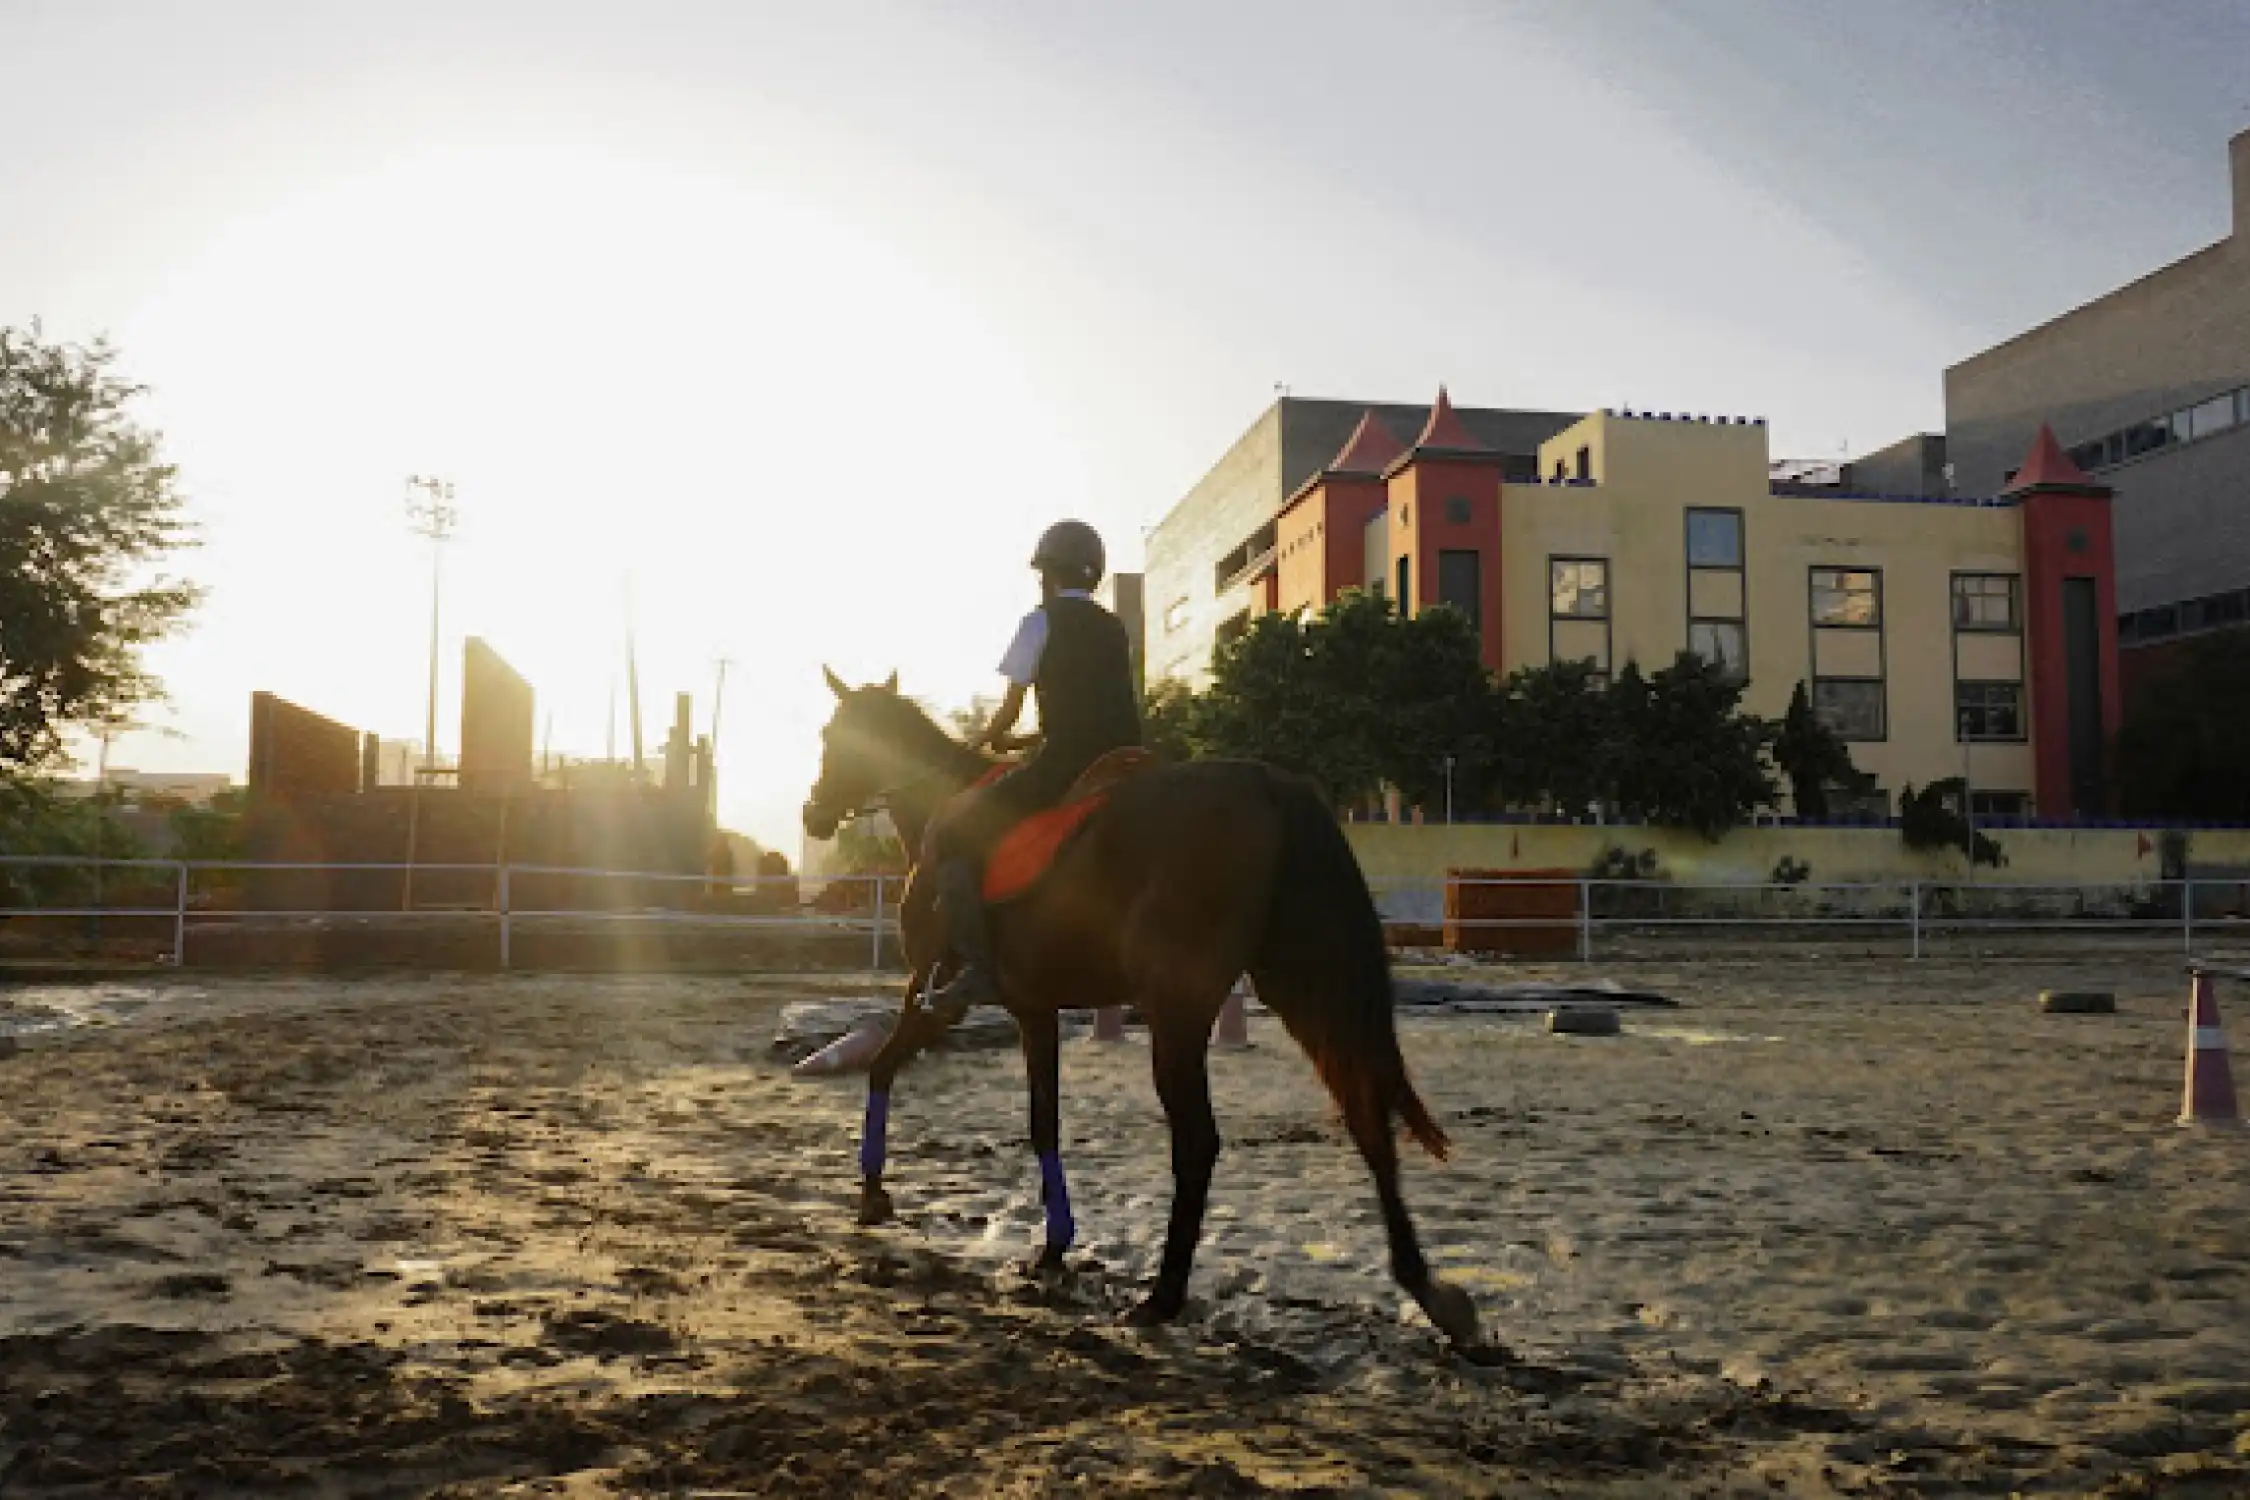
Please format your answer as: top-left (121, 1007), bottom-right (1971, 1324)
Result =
top-left (1340, 1084), bottom-right (1481, 1350)
top-left (1017, 1007), bottom-right (1074, 1271)
top-left (1127, 1002), bottom-right (1223, 1325)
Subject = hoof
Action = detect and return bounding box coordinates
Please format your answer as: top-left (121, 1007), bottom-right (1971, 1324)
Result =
top-left (1418, 1278), bottom-right (1482, 1350)
top-left (1034, 1243), bottom-right (1069, 1274)
top-left (857, 1183), bottom-right (895, 1226)
top-left (1123, 1291), bottom-right (1185, 1328)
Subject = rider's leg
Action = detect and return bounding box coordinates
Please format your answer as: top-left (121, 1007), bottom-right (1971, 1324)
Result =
top-left (923, 854), bottom-right (998, 1021)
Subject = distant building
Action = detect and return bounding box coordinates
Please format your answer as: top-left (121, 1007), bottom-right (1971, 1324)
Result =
top-left (1158, 386), bottom-right (2124, 819)
top-left (1852, 128), bottom-right (2250, 703)
top-left (1144, 396), bottom-right (1577, 685)
top-left (1096, 571), bottom-right (1145, 690)
top-left (57, 769), bottom-right (233, 804)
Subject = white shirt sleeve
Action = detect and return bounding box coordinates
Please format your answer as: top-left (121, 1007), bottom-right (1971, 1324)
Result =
top-left (996, 608), bottom-right (1049, 686)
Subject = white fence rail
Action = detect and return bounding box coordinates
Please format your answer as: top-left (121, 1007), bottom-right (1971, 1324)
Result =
top-left (0, 856), bottom-right (898, 970)
top-left (4, 858), bottom-right (2247, 969)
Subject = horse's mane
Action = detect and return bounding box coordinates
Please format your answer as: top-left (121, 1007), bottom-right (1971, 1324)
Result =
top-left (860, 687), bottom-right (990, 783)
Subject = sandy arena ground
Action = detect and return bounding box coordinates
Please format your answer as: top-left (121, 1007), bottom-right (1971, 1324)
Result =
top-left (3, 959), bottom-right (2249, 1497)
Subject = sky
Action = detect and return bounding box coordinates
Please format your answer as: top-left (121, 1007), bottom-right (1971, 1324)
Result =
top-left (6, 0), bottom-right (2248, 854)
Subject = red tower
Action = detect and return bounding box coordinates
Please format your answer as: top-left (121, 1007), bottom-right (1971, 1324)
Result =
top-left (2005, 424), bottom-right (2122, 818)
top-left (1274, 410), bottom-right (1404, 616)
top-left (1382, 387), bottom-right (1506, 669)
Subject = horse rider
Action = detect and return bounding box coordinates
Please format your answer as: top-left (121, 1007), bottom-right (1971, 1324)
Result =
top-left (922, 520), bottom-right (1143, 1022)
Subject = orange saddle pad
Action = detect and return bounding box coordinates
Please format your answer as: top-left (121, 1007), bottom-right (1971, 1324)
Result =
top-left (974, 748), bottom-right (1155, 903)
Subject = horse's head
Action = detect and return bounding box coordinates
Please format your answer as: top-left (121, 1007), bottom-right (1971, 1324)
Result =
top-left (803, 666), bottom-right (911, 840)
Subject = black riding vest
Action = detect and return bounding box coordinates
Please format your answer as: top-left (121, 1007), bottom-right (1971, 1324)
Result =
top-left (1034, 595), bottom-right (1143, 762)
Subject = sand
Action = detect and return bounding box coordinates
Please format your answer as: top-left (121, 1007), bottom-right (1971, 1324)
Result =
top-left (4, 958), bottom-right (2249, 1497)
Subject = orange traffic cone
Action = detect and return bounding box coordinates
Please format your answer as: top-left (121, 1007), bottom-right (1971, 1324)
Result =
top-left (2180, 968), bottom-right (2242, 1128)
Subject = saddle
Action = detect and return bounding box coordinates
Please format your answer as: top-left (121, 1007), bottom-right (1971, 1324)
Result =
top-left (960, 747), bottom-right (1155, 903)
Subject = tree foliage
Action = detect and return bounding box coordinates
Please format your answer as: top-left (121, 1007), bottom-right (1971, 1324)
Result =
top-left (1172, 595), bottom-right (1779, 836)
top-left (0, 776), bottom-right (147, 903)
top-left (2113, 635), bottom-right (2250, 822)
top-left (1900, 778), bottom-right (2005, 867)
top-left (1186, 602), bottom-right (1384, 805)
top-left (1139, 678), bottom-right (1199, 765)
top-left (1605, 655), bottom-right (1776, 839)
top-left (1490, 658), bottom-right (1614, 817)
top-left (1770, 680), bottom-right (1870, 819)
top-left (1, 327), bottom-right (199, 771)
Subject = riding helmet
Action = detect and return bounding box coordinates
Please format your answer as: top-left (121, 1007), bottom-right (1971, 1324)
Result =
top-left (1030, 520), bottom-right (1106, 587)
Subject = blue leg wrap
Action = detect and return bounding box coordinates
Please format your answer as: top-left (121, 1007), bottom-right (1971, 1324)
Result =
top-left (1038, 1149), bottom-right (1075, 1249)
top-left (859, 1090), bottom-right (889, 1179)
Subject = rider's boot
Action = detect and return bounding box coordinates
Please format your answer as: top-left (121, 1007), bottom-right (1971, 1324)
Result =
top-left (923, 857), bottom-right (998, 1024)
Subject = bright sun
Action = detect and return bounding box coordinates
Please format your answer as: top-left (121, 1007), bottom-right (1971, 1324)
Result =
top-left (115, 140), bottom-right (1091, 853)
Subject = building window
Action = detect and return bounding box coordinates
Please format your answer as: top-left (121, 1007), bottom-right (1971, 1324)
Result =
top-left (1810, 568), bottom-right (1881, 628)
top-left (1550, 559), bottom-right (1608, 618)
top-left (1574, 446), bottom-right (1592, 481)
top-left (1686, 508), bottom-right (1743, 568)
top-left (1164, 598), bottom-right (1190, 634)
top-left (1830, 785), bottom-right (1891, 822)
top-left (1970, 790), bottom-right (2030, 821)
top-left (2186, 393), bottom-right (2237, 441)
top-left (1686, 509), bottom-right (1747, 684)
top-left (1952, 574), bottom-right (2019, 631)
top-left (1956, 681), bottom-right (2025, 742)
top-left (1395, 555), bottom-right (1411, 615)
top-left (2055, 379), bottom-right (2249, 474)
top-left (1813, 679), bottom-right (1886, 741)
top-left (1444, 495), bottom-right (1472, 525)
top-left (1689, 621), bottom-right (1748, 683)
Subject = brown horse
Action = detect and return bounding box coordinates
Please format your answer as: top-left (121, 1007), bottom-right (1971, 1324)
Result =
top-left (801, 670), bottom-right (1481, 1350)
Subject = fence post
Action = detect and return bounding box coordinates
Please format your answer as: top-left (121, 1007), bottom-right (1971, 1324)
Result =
top-left (1577, 878), bottom-right (1592, 963)
top-left (2183, 876), bottom-right (2194, 957)
top-left (172, 861), bottom-right (188, 967)
top-left (498, 865), bottom-right (512, 972)
top-left (1909, 881), bottom-right (1921, 960)
top-left (870, 875), bottom-right (885, 972)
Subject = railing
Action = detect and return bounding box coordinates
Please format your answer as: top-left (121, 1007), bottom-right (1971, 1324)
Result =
top-left (6, 858), bottom-right (2247, 970)
top-left (1370, 875), bottom-right (2249, 962)
top-left (0, 856), bottom-right (900, 971)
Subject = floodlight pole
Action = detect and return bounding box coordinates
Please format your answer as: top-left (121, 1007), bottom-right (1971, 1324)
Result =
top-left (402, 475), bottom-right (458, 912)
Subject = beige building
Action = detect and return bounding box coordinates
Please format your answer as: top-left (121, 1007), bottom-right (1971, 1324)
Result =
top-left (1256, 392), bottom-right (2123, 818)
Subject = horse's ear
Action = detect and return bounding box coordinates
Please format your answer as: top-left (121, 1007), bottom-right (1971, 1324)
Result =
top-left (882, 670), bottom-right (898, 694)
top-left (823, 666), bottom-right (849, 701)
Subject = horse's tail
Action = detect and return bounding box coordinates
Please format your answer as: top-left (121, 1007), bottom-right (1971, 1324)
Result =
top-left (1250, 774), bottom-right (1448, 1162)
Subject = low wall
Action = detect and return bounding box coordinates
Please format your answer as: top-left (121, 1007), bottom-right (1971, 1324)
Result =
top-left (1343, 822), bottom-right (2250, 890)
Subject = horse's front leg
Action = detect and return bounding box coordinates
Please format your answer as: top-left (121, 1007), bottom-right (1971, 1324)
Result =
top-left (1018, 1006), bottom-right (1074, 1271)
top-left (857, 964), bottom-right (944, 1226)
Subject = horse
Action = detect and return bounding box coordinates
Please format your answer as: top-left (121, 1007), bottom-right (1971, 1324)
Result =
top-left (801, 669), bottom-right (1482, 1351)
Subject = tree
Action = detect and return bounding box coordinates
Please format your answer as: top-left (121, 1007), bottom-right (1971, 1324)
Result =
top-left (1190, 606), bottom-right (1384, 806)
top-left (1490, 658), bottom-right (1615, 816)
top-left (1770, 680), bottom-right (1872, 819)
top-left (1607, 654), bottom-right (1775, 839)
top-left (2114, 634), bottom-right (2250, 821)
top-left (1140, 678), bottom-right (1199, 764)
top-left (0, 775), bottom-right (147, 904)
top-left (1372, 602), bottom-right (1493, 814)
top-left (833, 814), bottom-right (907, 874)
top-left (168, 788), bottom-right (247, 864)
top-left (1901, 778), bottom-right (2005, 867)
top-left (1, 327), bottom-right (200, 771)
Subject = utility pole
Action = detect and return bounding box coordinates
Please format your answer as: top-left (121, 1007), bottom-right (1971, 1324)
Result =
top-left (624, 577), bottom-right (645, 786)
top-left (402, 475), bottom-right (459, 911)
top-left (710, 655), bottom-right (734, 761)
